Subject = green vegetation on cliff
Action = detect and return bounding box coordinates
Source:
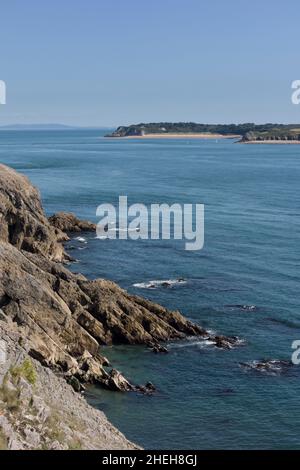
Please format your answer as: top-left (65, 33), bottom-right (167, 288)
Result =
top-left (241, 128), bottom-right (300, 142)
top-left (106, 122), bottom-right (300, 141)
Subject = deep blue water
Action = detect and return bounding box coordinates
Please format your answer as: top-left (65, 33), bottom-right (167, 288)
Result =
top-left (0, 129), bottom-right (300, 449)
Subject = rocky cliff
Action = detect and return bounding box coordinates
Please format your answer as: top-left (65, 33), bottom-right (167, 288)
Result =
top-left (0, 163), bottom-right (239, 449)
top-left (0, 321), bottom-right (137, 450)
top-left (0, 165), bottom-right (68, 262)
top-left (0, 164), bottom-right (239, 390)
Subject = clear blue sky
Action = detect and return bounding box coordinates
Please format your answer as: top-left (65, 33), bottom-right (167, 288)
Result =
top-left (1, 0), bottom-right (300, 126)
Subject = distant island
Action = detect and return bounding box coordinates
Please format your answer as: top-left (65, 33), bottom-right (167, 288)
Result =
top-left (106, 122), bottom-right (300, 143)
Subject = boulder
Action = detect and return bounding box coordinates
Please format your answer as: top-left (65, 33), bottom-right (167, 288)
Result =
top-left (67, 376), bottom-right (85, 393)
top-left (101, 369), bottom-right (134, 392)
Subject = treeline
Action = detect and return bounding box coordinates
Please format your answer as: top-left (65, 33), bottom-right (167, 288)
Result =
top-left (242, 128), bottom-right (300, 141)
top-left (107, 122), bottom-right (300, 137)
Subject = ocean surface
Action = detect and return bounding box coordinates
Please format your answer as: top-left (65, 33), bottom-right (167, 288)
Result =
top-left (1, 129), bottom-right (300, 449)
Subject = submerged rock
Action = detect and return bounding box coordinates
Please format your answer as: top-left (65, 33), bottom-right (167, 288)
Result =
top-left (226, 304), bottom-right (258, 312)
top-left (136, 382), bottom-right (156, 395)
top-left (145, 381), bottom-right (156, 391)
top-left (214, 335), bottom-right (240, 349)
top-left (150, 343), bottom-right (169, 354)
top-left (239, 359), bottom-right (293, 375)
top-left (161, 282), bottom-right (171, 288)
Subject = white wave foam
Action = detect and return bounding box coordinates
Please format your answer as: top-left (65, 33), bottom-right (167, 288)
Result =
top-left (74, 236), bottom-right (87, 243)
top-left (133, 278), bottom-right (187, 289)
top-left (227, 304), bottom-right (257, 311)
top-left (108, 228), bottom-right (140, 233)
top-left (169, 338), bottom-right (215, 350)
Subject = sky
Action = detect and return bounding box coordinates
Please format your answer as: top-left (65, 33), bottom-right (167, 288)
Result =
top-left (1, 0), bottom-right (300, 127)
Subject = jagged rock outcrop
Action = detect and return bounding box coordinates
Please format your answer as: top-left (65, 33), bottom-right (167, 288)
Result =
top-left (48, 212), bottom-right (96, 233)
top-left (0, 241), bottom-right (207, 388)
top-left (0, 164), bottom-right (240, 392)
top-left (0, 164), bottom-right (68, 262)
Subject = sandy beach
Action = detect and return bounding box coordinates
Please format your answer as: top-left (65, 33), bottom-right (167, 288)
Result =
top-left (109, 133), bottom-right (240, 140)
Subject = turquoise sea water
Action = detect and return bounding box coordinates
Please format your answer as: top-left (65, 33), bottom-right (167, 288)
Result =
top-left (0, 129), bottom-right (300, 449)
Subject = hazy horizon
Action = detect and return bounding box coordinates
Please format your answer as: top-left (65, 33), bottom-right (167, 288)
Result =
top-left (1, 0), bottom-right (300, 127)
top-left (2, 120), bottom-right (300, 131)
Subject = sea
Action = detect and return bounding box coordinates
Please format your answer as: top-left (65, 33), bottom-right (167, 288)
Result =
top-left (0, 128), bottom-right (299, 449)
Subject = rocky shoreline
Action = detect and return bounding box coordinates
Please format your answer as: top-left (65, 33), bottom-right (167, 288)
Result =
top-left (0, 163), bottom-right (240, 449)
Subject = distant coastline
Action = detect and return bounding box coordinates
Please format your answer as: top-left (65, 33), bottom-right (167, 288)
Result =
top-left (107, 132), bottom-right (240, 140)
top-left (240, 140), bottom-right (300, 144)
top-left (106, 122), bottom-right (300, 143)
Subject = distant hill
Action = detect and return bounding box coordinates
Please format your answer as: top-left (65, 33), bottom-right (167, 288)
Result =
top-left (0, 124), bottom-right (80, 130)
top-left (106, 122), bottom-right (300, 141)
